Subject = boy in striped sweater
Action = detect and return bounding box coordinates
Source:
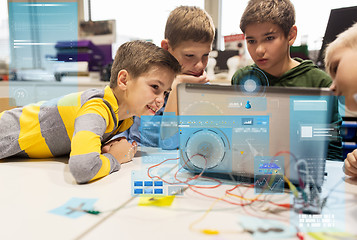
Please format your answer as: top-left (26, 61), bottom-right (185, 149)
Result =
top-left (0, 40), bottom-right (181, 183)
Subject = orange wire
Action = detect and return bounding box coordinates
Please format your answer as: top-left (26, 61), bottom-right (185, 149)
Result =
top-left (147, 154), bottom-right (223, 188)
top-left (146, 154), bottom-right (291, 209)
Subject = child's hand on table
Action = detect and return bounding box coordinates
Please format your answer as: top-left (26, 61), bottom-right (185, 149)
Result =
top-left (102, 137), bottom-right (138, 164)
top-left (173, 71), bottom-right (209, 88)
top-left (345, 149), bottom-right (357, 177)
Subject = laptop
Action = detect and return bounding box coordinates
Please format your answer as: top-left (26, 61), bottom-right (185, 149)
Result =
top-left (176, 83), bottom-right (335, 189)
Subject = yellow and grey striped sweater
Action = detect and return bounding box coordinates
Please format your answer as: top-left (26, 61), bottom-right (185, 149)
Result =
top-left (0, 86), bottom-right (133, 183)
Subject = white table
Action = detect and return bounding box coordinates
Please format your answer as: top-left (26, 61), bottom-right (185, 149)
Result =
top-left (0, 149), bottom-right (356, 240)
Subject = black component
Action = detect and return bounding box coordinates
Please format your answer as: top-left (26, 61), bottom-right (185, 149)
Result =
top-left (316, 6), bottom-right (357, 69)
top-left (54, 72), bottom-right (82, 82)
top-left (214, 50), bottom-right (239, 72)
top-left (100, 63), bottom-right (112, 82)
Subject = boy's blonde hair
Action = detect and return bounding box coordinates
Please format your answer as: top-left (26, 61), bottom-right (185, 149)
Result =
top-left (240, 0), bottom-right (295, 37)
top-left (325, 22), bottom-right (357, 76)
top-left (164, 6), bottom-right (215, 49)
top-left (110, 40), bottom-right (181, 88)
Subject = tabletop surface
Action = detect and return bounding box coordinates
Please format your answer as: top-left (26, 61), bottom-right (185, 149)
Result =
top-left (0, 148), bottom-right (356, 240)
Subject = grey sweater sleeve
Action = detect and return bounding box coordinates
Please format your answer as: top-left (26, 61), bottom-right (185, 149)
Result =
top-left (68, 113), bottom-right (120, 184)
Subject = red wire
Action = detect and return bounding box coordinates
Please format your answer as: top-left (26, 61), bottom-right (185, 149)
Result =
top-left (147, 154), bottom-right (222, 188)
top-left (146, 154), bottom-right (297, 236)
top-left (147, 157), bottom-right (180, 185)
top-left (188, 185), bottom-right (251, 206)
top-left (226, 183), bottom-right (291, 208)
top-left (147, 155), bottom-right (291, 209)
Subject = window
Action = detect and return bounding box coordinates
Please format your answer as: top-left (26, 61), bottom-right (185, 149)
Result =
top-left (86, 0), bottom-right (204, 48)
top-left (0, 1), bottom-right (9, 62)
top-left (221, 0), bottom-right (357, 50)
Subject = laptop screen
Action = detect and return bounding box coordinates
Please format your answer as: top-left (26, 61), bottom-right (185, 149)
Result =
top-left (177, 83), bottom-right (336, 189)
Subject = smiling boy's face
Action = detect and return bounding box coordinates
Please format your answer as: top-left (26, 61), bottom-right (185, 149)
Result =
top-left (329, 48), bottom-right (357, 111)
top-left (125, 65), bottom-right (175, 116)
top-left (164, 40), bottom-right (211, 77)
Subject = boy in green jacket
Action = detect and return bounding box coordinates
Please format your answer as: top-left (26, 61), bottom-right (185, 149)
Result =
top-left (231, 0), bottom-right (342, 161)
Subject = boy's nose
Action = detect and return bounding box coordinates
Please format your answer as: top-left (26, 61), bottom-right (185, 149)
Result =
top-left (256, 44), bottom-right (265, 56)
top-left (195, 60), bottom-right (204, 70)
top-left (155, 95), bottom-right (165, 108)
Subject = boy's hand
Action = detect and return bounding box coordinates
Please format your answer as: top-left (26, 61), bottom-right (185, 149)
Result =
top-left (102, 137), bottom-right (138, 164)
top-left (165, 71), bottom-right (209, 115)
top-left (345, 149), bottom-right (357, 177)
top-left (173, 71), bottom-right (209, 88)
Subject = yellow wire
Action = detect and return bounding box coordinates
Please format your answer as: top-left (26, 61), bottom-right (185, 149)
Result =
top-left (188, 193), bottom-right (243, 235)
top-left (226, 183), bottom-right (262, 202)
top-left (283, 175), bottom-right (299, 198)
top-left (227, 191), bottom-right (262, 202)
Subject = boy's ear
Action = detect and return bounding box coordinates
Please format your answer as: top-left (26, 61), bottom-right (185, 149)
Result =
top-left (117, 70), bottom-right (129, 91)
top-left (288, 25), bottom-right (297, 46)
top-left (161, 39), bottom-right (170, 50)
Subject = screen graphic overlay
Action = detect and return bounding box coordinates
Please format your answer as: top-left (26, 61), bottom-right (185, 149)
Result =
top-left (254, 156), bottom-right (284, 194)
top-left (8, 1), bottom-right (78, 105)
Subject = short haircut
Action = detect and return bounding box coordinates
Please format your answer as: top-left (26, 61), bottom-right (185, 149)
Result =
top-left (164, 6), bottom-right (215, 49)
top-left (240, 0), bottom-right (295, 37)
top-left (325, 22), bottom-right (357, 76)
top-left (110, 40), bottom-right (181, 88)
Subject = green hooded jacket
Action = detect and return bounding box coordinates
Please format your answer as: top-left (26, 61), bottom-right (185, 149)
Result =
top-left (231, 58), bottom-right (343, 161)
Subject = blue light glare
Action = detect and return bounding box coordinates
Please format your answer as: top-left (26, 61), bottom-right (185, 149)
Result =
top-left (238, 67), bottom-right (269, 95)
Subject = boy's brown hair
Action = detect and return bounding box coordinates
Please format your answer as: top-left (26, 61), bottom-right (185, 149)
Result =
top-left (110, 40), bottom-right (181, 88)
top-left (164, 6), bottom-right (215, 49)
top-left (240, 0), bottom-right (295, 37)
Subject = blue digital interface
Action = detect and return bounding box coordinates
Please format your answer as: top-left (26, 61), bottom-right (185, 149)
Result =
top-left (132, 170), bottom-right (165, 196)
top-left (140, 115), bottom-right (179, 151)
top-left (289, 95), bottom-right (335, 187)
top-left (178, 115), bottom-right (269, 175)
top-left (254, 156), bottom-right (284, 194)
top-left (8, 2), bottom-right (78, 105)
top-left (131, 170), bottom-right (185, 196)
top-left (227, 96), bottom-right (267, 111)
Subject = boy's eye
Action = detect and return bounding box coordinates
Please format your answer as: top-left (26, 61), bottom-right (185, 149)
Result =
top-left (266, 36), bottom-right (275, 41)
top-left (332, 64), bottom-right (339, 77)
top-left (151, 85), bottom-right (159, 90)
top-left (247, 39), bottom-right (255, 44)
top-left (185, 54), bottom-right (194, 57)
